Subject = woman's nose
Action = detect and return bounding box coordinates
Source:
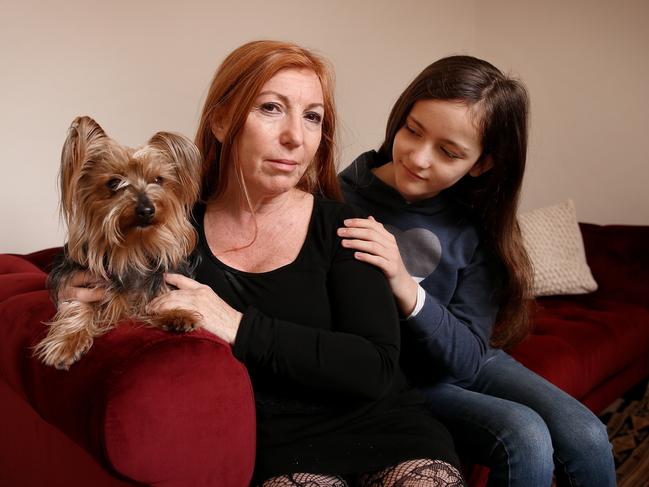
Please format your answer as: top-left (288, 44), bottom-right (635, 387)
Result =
top-left (279, 113), bottom-right (303, 148)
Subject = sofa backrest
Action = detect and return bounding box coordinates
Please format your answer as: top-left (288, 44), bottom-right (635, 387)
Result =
top-left (579, 223), bottom-right (649, 308)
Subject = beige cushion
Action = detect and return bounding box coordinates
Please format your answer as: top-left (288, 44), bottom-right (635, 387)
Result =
top-left (518, 200), bottom-right (598, 297)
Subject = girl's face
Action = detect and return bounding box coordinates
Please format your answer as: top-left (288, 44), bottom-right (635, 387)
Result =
top-left (215, 68), bottom-right (325, 200)
top-left (390, 99), bottom-right (490, 202)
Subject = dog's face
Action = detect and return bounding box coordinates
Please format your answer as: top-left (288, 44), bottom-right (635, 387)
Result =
top-left (72, 141), bottom-right (191, 245)
top-left (61, 116), bottom-right (202, 278)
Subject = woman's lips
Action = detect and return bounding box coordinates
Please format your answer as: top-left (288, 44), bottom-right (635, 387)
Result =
top-left (268, 159), bottom-right (298, 172)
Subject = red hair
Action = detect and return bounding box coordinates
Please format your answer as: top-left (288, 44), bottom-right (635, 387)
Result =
top-left (195, 40), bottom-right (341, 202)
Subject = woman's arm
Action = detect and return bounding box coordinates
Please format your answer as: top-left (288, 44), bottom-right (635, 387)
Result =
top-left (148, 208), bottom-right (402, 400)
top-left (232, 254), bottom-right (401, 400)
top-left (147, 273), bottom-right (242, 344)
top-left (55, 271), bottom-right (106, 303)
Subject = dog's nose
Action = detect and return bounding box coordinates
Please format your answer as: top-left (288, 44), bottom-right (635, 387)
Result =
top-left (135, 197), bottom-right (155, 223)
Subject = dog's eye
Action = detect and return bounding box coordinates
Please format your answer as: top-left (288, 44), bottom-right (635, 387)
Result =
top-left (153, 176), bottom-right (164, 185)
top-left (106, 178), bottom-right (121, 191)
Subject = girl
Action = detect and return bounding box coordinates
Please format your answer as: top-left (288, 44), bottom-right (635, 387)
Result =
top-left (338, 56), bottom-right (615, 486)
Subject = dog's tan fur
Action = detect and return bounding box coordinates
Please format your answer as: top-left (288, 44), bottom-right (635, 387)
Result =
top-left (35, 116), bottom-right (202, 369)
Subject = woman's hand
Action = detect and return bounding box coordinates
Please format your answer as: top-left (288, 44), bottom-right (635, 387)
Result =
top-left (147, 273), bottom-right (242, 345)
top-left (337, 216), bottom-right (419, 317)
top-left (58, 271), bottom-right (106, 305)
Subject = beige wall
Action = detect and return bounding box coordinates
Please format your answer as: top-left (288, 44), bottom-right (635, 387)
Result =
top-left (474, 0), bottom-right (649, 224)
top-left (0, 0), bottom-right (475, 253)
top-left (1, 0), bottom-right (647, 253)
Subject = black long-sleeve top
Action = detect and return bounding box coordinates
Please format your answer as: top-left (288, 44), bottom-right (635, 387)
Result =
top-left (193, 197), bottom-right (458, 480)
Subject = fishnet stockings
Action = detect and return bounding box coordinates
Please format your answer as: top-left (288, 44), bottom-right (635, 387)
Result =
top-left (261, 459), bottom-right (464, 487)
top-left (262, 473), bottom-right (348, 487)
top-left (358, 459), bottom-right (464, 487)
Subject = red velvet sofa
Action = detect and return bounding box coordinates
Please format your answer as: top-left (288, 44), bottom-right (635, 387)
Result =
top-left (1, 222), bottom-right (648, 486)
top-left (466, 222), bottom-right (649, 485)
top-left (0, 249), bottom-right (256, 487)
top-left (510, 223), bottom-right (649, 414)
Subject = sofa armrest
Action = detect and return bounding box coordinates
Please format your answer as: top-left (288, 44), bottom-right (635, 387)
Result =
top-left (22, 247), bottom-right (63, 273)
top-left (0, 253), bottom-right (256, 487)
top-left (579, 223), bottom-right (649, 306)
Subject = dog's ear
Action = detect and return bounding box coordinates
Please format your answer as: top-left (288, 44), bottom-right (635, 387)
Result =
top-left (147, 132), bottom-right (202, 207)
top-left (60, 116), bottom-right (108, 220)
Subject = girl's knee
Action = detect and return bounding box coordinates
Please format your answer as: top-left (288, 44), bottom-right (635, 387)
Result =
top-left (500, 406), bottom-right (553, 455)
top-left (485, 408), bottom-right (554, 485)
top-left (572, 414), bottom-right (611, 454)
top-left (551, 404), bottom-right (610, 454)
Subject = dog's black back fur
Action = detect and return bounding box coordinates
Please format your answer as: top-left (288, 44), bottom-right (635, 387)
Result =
top-left (47, 246), bottom-right (200, 312)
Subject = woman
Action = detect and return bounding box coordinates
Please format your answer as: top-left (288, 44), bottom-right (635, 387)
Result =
top-left (338, 56), bottom-right (615, 486)
top-left (63, 41), bottom-right (465, 486)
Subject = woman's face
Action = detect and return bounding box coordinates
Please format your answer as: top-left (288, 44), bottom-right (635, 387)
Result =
top-left (233, 68), bottom-right (324, 199)
top-left (390, 99), bottom-right (488, 201)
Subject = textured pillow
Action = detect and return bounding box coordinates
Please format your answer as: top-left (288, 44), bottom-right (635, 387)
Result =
top-left (518, 200), bottom-right (598, 297)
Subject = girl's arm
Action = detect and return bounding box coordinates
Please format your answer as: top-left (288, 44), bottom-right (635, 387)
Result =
top-left (339, 217), bottom-right (499, 384)
top-left (405, 244), bottom-right (499, 383)
top-left (337, 216), bottom-right (418, 316)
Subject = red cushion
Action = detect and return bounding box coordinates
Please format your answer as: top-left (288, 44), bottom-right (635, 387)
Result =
top-left (1, 379), bottom-right (137, 487)
top-left (0, 273), bottom-right (47, 303)
top-left (0, 253), bottom-right (43, 274)
top-left (580, 223), bottom-right (649, 307)
top-left (0, 253), bottom-right (256, 486)
top-left (22, 247), bottom-right (63, 273)
top-left (512, 297), bottom-right (649, 399)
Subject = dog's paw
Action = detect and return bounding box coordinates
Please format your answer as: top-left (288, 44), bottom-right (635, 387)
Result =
top-left (151, 310), bottom-right (199, 334)
top-left (36, 334), bottom-right (94, 370)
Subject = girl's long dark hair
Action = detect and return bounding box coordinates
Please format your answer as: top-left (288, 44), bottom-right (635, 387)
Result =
top-left (379, 55), bottom-right (533, 349)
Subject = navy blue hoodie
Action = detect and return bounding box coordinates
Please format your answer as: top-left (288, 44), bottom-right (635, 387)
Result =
top-left (339, 150), bottom-right (502, 387)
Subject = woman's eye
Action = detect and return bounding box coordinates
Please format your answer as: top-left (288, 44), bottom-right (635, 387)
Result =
top-left (305, 112), bottom-right (323, 124)
top-left (260, 102), bottom-right (281, 114)
top-left (106, 178), bottom-right (121, 191)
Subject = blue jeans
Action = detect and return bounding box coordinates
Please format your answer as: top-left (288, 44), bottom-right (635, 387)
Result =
top-left (421, 350), bottom-right (616, 487)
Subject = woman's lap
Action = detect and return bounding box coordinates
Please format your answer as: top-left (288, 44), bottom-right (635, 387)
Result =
top-left (253, 401), bottom-right (461, 484)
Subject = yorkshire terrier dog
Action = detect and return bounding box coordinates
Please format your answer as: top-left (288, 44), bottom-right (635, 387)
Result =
top-left (35, 116), bottom-right (202, 369)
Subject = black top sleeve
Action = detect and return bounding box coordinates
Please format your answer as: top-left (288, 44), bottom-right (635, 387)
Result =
top-left (232, 206), bottom-right (401, 400)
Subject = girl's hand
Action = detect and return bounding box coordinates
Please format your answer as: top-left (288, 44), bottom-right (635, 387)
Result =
top-left (147, 273), bottom-right (242, 345)
top-left (337, 216), bottom-right (419, 316)
top-left (58, 271), bottom-right (106, 305)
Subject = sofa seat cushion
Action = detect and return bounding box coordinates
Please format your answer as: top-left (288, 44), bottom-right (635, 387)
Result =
top-left (0, 272), bottom-right (47, 302)
top-left (0, 253), bottom-right (48, 303)
top-left (511, 296), bottom-right (649, 399)
top-left (0, 253), bottom-right (256, 486)
top-left (0, 253), bottom-right (44, 274)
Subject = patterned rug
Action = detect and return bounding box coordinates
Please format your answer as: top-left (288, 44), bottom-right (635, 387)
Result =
top-left (599, 380), bottom-right (649, 487)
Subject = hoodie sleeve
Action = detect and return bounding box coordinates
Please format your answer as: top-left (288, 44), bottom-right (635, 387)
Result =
top-left (403, 241), bottom-right (501, 385)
